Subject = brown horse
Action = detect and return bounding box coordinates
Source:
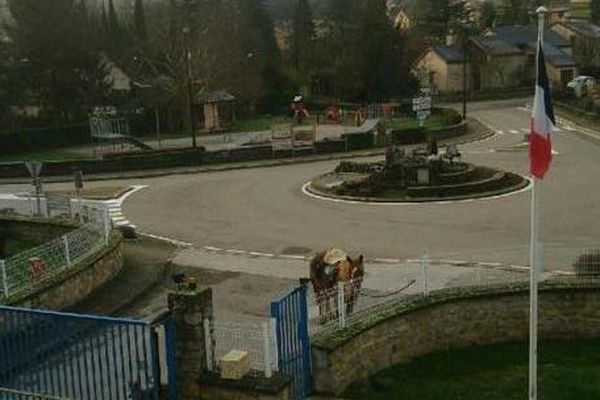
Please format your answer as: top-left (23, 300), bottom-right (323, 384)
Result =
top-left (309, 249), bottom-right (365, 323)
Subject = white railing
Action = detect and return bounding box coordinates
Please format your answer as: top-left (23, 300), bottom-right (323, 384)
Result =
top-left (204, 318), bottom-right (278, 378)
top-left (308, 245), bottom-right (600, 337)
top-left (0, 204), bottom-right (112, 300)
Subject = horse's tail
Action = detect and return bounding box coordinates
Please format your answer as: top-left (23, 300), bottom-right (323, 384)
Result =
top-left (309, 251), bottom-right (326, 281)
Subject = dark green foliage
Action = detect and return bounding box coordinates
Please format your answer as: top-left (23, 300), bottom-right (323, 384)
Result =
top-left (592, 0), bottom-right (600, 24)
top-left (133, 0), bottom-right (147, 43)
top-left (344, 340), bottom-right (600, 400)
top-left (317, 0), bottom-right (413, 101)
top-left (6, 0), bottom-right (110, 122)
top-left (573, 250), bottom-right (600, 279)
top-left (479, 1), bottom-right (497, 29)
top-left (291, 0), bottom-right (316, 72)
top-left (501, 0), bottom-right (533, 25)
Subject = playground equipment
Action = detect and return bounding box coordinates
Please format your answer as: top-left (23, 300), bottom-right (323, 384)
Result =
top-left (271, 118), bottom-right (317, 156)
top-left (89, 107), bottom-right (152, 155)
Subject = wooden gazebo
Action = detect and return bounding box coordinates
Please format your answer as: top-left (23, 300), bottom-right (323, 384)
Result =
top-left (194, 89), bottom-right (236, 132)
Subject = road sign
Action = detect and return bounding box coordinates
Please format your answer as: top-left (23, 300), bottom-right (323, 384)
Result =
top-left (74, 170), bottom-right (84, 190)
top-left (412, 97), bottom-right (431, 112)
top-left (25, 161), bottom-right (43, 178)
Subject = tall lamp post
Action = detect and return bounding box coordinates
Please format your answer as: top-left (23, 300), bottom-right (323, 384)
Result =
top-left (461, 21), bottom-right (473, 121)
top-left (183, 23), bottom-right (197, 147)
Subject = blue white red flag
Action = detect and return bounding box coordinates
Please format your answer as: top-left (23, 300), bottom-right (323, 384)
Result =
top-left (530, 40), bottom-right (555, 179)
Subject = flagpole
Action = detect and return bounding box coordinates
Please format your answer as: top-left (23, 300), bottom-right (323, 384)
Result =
top-left (529, 7), bottom-right (547, 400)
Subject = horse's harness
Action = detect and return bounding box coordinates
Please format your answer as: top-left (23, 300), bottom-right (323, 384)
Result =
top-left (316, 249), bottom-right (361, 285)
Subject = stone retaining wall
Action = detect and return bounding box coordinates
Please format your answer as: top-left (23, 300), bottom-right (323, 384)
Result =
top-left (311, 284), bottom-right (600, 395)
top-left (12, 235), bottom-right (123, 310)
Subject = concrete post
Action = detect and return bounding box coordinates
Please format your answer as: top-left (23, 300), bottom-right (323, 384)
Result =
top-left (168, 285), bottom-right (214, 400)
top-left (63, 235), bottom-right (71, 267)
top-left (0, 260), bottom-right (8, 297)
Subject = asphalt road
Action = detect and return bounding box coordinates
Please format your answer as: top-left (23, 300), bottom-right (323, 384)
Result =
top-left (112, 102), bottom-right (600, 268)
top-left (2, 99), bottom-right (598, 269)
top-left (3, 99), bottom-right (599, 322)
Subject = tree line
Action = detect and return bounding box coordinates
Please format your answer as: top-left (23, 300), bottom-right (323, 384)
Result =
top-left (0, 0), bottom-right (417, 130)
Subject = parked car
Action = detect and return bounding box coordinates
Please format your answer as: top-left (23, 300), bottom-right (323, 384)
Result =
top-left (566, 76), bottom-right (597, 98)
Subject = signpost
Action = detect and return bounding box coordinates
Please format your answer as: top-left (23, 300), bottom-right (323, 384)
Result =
top-left (25, 162), bottom-right (43, 216)
top-left (74, 170), bottom-right (84, 222)
top-left (412, 88), bottom-right (432, 128)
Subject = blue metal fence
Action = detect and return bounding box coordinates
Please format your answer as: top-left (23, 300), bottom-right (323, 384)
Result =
top-left (270, 284), bottom-right (311, 400)
top-left (0, 306), bottom-right (161, 400)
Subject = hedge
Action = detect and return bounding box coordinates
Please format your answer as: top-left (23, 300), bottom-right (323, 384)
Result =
top-left (0, 123), bottom-right (90, 155)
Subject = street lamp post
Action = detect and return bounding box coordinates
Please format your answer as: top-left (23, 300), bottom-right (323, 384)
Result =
top-left (462, 37), bottom-right (468, 120)
top-left (461, 22), bottom-right (472, 121)
top-left (183, 24), bottom-right (197, 147)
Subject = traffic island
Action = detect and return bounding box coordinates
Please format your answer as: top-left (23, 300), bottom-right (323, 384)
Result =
top-left (306, 145), bottom-right (529, 203)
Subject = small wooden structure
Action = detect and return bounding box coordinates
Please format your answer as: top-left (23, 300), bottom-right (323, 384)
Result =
top-left (195, 89), bottom-right (236, 133)
top-left (219, 350), bottom-right (250, 380)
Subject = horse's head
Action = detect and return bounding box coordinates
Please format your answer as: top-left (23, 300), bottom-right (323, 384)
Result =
top-left (346, 254), bottom-right (364, 283)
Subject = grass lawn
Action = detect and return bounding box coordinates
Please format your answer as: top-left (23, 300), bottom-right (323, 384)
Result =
top-left (0, 149), bottom-right (91, 163)
top-left (569, 3), bottom-right (591, 19)
top-left (344, 340), bottom-right (600, 400)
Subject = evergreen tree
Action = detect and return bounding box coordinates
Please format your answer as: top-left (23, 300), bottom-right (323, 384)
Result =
top-left (319, 0), bottom-right (410, 101)
top-left (291, 0), bottom-right (316, 72)
top-left (7, 0), bottom-right (109, 120)
top-left (479, 1), bottom-right (497, 29)
top-left (106, 0), bottom-right (124, 56)
top-left (592, 0), bottom-right (600, 25)
top-left (133, 0), bottom-right (147, 43)
top-left (107, 0), bottom-right (119, 37)
top-left (502, 0), bottom-right (531, 25)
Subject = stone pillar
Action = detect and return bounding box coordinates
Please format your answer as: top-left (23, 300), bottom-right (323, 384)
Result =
top-left (168, 285), bottom-right (214, 400)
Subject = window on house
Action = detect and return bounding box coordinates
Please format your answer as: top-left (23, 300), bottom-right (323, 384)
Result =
top-left (560, 69), bottom-right (574, 84)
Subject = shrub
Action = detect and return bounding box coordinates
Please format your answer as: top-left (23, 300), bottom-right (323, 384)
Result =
top-left (573, 250), bottom-right (600, 279)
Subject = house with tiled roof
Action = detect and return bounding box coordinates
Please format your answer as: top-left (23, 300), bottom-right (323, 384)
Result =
top-left (413, 25), bottom-right (578, 94)
top-left (551, 20), bottom-right (600, 73)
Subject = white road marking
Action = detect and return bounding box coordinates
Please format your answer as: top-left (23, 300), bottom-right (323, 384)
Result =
top-left (139, 232), bottom-right (192, 247)
top-left (249, 251), bottom-right (275, 257)
top-left (373, 258), bottom-right (402, 264)
top-left (226, 249), bottom-right (247, 255)
top-left (278, 255), bottom-right (307, 260)
top-left (509, 129), bottom-right (520, 134)
top-left (203, 246), bottom-right (222, 251)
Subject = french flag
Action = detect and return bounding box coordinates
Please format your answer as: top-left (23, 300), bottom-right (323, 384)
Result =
top-left (530, 40), bottom-right (555, 179)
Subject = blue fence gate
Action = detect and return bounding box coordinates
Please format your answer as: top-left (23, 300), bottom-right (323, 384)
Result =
top-left (270, 284), bottom-right (311, 400)
top-left (0, 306), bottom-right (169, 400)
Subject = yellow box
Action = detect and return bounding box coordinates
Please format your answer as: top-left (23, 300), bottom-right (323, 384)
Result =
top-left (219, 350), bottom-right (250, 380)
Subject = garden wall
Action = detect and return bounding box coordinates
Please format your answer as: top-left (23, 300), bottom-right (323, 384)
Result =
top-left (0, 119), bottom-right (467, 179)
top-left (10, 234), bottom-right (123, 310)
top-left (0, 216), bottom-right (124, 309)
top-left (311, 283), bottom-right (600, 395)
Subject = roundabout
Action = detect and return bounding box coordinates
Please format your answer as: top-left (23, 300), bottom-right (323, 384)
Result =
top-left (115, 102), bottom-right (600, 268)
top-left (305, 154), bottom-right (531, 204)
